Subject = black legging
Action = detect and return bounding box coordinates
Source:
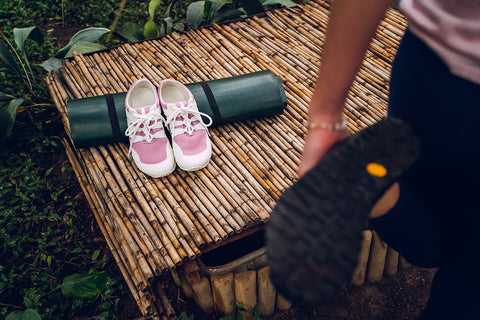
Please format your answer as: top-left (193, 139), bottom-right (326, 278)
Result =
top-left (370, 29), bottom-right (480, 319)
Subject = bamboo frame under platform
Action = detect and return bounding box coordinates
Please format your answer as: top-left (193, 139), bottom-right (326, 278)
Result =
top-left (174, 230), bottom-right (410, 318)
top-left (46, 1), bottom-right (409, 318)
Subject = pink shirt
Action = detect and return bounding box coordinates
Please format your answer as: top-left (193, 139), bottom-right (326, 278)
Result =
top-left (400, 0), bottom-right (480, 85)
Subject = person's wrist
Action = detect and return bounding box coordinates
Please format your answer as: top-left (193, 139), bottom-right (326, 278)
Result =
top-left (306, 112), bottom-right (347, 131)
top-left (306, 117), bottom-right (347, 131)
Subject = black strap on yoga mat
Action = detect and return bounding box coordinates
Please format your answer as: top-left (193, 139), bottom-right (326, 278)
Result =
top-left (106, 94), bottom-right (123, 142)
top-left (199, 81), bottom-right (223, 125)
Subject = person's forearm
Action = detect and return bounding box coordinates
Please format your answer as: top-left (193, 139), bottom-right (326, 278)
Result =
top-left (309, 0), bottom-right (392, 123)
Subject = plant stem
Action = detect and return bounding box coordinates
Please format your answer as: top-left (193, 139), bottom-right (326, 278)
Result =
top-left (0, 302), bottom-right (23, 309)
top-left (17, 103), bottom-right (55, 113)
top-left (107, 0), bottom-right (128, 42)
top-left (62, 0), bottom-right (65, 28)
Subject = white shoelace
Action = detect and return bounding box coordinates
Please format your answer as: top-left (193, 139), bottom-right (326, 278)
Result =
top-left (125, 109), bottom-right (166, 155)
top-left (165, 102), bottom-right (213, 136)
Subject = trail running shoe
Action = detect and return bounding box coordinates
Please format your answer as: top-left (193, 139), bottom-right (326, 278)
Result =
top-left (266, 117), bottom-right (420, 304)
top-left (125, 79), bottom-right (175, 178)
top-left (158, 79), bottom-right (213, 171)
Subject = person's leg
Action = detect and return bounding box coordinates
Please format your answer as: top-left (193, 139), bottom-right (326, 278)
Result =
top-left (368, 29), bottom-right (446, 267)
top-left (420, 183), bottom-right (480, 319)
top-left (370, 29), bottom-right (480, 317)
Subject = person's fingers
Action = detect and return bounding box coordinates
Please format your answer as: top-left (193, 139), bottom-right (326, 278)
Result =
top-left (298, 129), bottom-right (347, 177)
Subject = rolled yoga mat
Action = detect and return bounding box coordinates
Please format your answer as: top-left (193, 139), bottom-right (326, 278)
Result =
top-left (67, 70), bottom-right (287, 148)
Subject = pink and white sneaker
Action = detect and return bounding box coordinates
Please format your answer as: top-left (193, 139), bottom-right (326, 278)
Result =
top-left (158, 79), bottom-right (213, 171)
top-left (125, 79), bottom-right (175, 177)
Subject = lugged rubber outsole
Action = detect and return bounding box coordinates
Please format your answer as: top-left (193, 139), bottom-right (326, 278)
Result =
top-left (266, 118), bottom-right (420, 304)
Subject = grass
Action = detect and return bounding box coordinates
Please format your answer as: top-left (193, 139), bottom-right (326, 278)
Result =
top-left (0, 1), bottom-right (150, 319)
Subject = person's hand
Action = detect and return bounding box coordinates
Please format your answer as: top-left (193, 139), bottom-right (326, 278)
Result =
top-left (297, 125), bottom-right (348, 178)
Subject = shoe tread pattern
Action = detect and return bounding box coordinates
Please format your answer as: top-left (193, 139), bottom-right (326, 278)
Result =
top-left (266, 118), bottom-right (420, 304)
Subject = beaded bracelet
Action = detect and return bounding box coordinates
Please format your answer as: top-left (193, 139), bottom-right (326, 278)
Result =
top-left (307, 118), bottom-right (347, 131)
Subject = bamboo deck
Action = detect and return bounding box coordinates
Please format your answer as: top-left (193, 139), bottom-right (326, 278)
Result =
top-left (46, 1), bottom-right (407, 318)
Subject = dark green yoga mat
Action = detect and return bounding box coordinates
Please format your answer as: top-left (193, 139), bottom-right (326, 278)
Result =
top-left (67, 70), bottom-right (287, 148)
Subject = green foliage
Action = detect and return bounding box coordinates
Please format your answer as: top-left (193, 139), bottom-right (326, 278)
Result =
top-left (237, 0), bottom-right (265, 16)
top-left (144, 0), bottom-right (164, 38)
top-left (136, 0), bottom-right (297, 39)
top-left (178, 312), bottom-right (195, 320)
top-left (54, 27), bottom-right (110, 59)
top-left (0, 25), bottom-right (110, 147)
top-left (263, 0), bottom-right (297, 6)
top-left (60, 272), bottom-right (109, 299)
top-left (186, 0), bottom-right (245, 30)
top-left (0, 2), bottom-right (145, 320)
top-left (0, 93), bottom-right (23, 147)
top-left (0, 108), bottom-right (122, 320)
top-left (220, 302), bottom-right (263, 320)
top-left (0, 27), bottom-right (44, 91)
top-left (6, 309), bottom-right (41, 320)
top-left (13, 27), bottom-right (44, 78)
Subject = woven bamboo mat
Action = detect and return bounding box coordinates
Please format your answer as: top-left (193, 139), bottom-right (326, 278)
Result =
top-left (46, 0), bottom-right (406, 318)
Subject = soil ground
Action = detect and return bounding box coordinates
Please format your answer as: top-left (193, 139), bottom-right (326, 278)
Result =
top-left (270, 266), bottom-right (436, 320)
top-left (163, 265), bottom-right (436, 320)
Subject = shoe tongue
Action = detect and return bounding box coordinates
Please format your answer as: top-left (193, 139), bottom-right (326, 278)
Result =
top-left (135, 105), bottom-right (156, 115)
top-left (174, 101), bottom-right (189, 109)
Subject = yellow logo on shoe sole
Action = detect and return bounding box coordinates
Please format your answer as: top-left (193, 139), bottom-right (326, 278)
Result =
top-left (366, 163), bottom-right (387, 177)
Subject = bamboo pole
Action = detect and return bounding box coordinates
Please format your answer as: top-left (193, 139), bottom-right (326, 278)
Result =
top-left (153, 280), bottom-right (177, 319)
top-left (366, 230), bottom-right (388, 283)
top-left (212, 273), bottom-right (235, 315)
top-left (351, 230), bottom-right (373, 286)
top-left (384, 247), bottom-right (400, 277)
top-left (234, 271), bottom-right (257, 319)
top-left (275, 293), bottom-right (292, 311)
top-left (257, 266), bottom-right (276, 316)
top-left (166, 172), bottom-right (231, 240)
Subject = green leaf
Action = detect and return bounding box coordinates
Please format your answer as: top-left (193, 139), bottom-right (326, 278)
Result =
top-left (178, 312), bottom-right (194, 320)
top-left (40, 57), bottom-right (62, 72)
top-left (160, 17), bottom-right (174, 35)
top-left (144, 19), bottom-right (159, 39)
top-left (187, 1), bottom-right (206, 29)
top-left (115, 22), bottom-right (145, 42)
top-left (0, 38), bottom-right (20, 76)
top-left (173, 22), bottom-right (185, 32)
top-left (238, 0), bottom-right (265, 15)
top-left (143, 0), bottom-right (163, 39)
top-left (6, 309), bottom-right (41, 320)
top-left (24, 296), bottom-right (33, 309)
top-left (164, 0), bottom-right (178, 18)
top-left (0, 93), bottom-right (23, 148)
top-left (63, 41), bottom-right (107, 59)
top-left (55, 28), bottom-right (109, 58)
top-left (262, 0), bottom-right (296, 7)
top-left (211, 8), bottom-right (245, 24)
top-left (208, 0), bottom-right (231, 23)
top-left (252, 303), bottom-right (261, 319)
top-left (91, 249), bottom-right (100, 261)
top-left (13, 27), bottom-right (44, 70)
top-left (148, 0), bottom-right (163, 18)
top-left (204, 0), bottom-right (213, 19)
top-left (60, 272), bottom-right (109, 299)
